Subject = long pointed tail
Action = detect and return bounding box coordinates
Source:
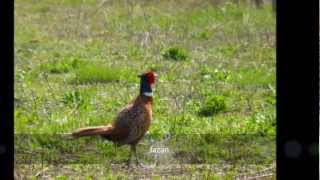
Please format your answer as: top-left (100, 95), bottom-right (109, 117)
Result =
top-left (72, 125), bottom-right (113, 138)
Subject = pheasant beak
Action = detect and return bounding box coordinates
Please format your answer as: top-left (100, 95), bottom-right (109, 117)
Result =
top-left (153, 73), bottom-right (158, 84)
top-left (151, 73), bottom-right (158, 89)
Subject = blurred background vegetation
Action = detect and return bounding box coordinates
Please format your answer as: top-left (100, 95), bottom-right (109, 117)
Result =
top-left (15, 0), bottom-right (276, 179)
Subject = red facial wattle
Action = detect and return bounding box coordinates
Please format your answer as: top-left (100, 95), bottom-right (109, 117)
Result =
top-left (146, 72), bottom-right (157, 85)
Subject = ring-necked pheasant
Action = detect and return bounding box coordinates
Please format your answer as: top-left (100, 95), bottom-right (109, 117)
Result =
top-left (71, 71), bottom-right (158, 167)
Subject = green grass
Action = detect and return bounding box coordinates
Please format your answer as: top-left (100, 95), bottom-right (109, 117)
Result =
top-left (162, 46), bottom-right (190, 61)
top-left (71, 63), bottom-right (126, 84)
top-left (14, 0), bottom-right (276, 179)
top-left (38, 57), bottom-right (87, 74)
top-left (198, 94), bottom-right (227, 117)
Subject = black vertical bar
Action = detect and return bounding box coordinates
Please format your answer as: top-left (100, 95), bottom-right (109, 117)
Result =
top-left (0, 0), bottom-right (14, 179)
top-left (277, 0), bottom-right (319, 179)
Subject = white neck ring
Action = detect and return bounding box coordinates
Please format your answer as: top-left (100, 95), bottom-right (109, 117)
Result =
top-left (143, 92), bottom-right (153, 97)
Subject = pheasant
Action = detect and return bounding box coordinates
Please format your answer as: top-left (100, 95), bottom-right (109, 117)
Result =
top-left (71, 71), bottom-right (158, 167)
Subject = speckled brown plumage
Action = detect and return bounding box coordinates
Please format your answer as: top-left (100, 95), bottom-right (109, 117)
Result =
top-left (101, 95), bottom-right (153, 145)
top-left (71, 71), bottom-right (157, 167)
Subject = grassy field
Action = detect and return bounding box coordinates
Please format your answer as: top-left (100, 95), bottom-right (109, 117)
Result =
top-left (14, 0), bottom-right (276, 179)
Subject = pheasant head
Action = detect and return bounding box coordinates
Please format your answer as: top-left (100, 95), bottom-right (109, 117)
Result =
top-left (138, 71), bottom-right (158, 97)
